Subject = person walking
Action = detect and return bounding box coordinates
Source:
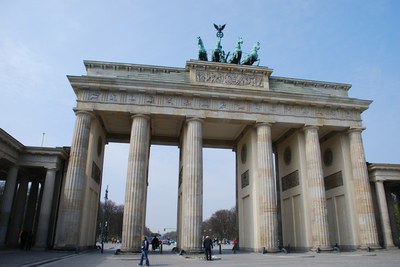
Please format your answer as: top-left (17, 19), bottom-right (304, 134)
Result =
top-left (203, 235), bottom-right (213, 261)
top-left (139, 236), bottom-right (150, 266)
top-left (232, 238), bottom-right (238, 254)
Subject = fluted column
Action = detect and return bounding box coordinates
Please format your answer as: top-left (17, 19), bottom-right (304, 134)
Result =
top-left (0, 165), bottom-right (19, 245)
top-left (7, 177), bottom-right (29, 246)
top-left (55, 110), bottom-right (93, 248)
top-left (256, 122), bottom-right (279, 252)
top-left (375, 180), bottom-right (395, 248)
top-left (181, 118), bottom-right (203, 253)
top-left (23, 180), bottom-right (39, 233)
top-left (348, 128), bottom-right (380, 249)
top-left (35, 168), bottom-right (57, 248)
top-left (121, 114), bottom-right (150, 252)
top-left (304, 126), bottom-right (331, 251)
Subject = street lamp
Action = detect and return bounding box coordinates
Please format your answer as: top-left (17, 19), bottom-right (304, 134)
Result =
top-left (101, 185), bottom-right (108, 253)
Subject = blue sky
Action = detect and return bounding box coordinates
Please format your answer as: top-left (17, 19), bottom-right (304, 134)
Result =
top-left (1, 0), bottom-right (399, 234)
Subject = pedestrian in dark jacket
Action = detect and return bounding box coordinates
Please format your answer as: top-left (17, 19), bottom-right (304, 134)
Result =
top-left (203, 235), bottom-right (213, 261)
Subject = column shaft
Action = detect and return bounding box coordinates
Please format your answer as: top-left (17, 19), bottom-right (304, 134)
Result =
top-left (256, 123), bottom-right (279, 251)
top-left (7, 177), bottom-right (29, 246)
top-left (35, 168), bottom-right (57, 248)
top-left (56, 110), bottom-right (92, 248)
top-left (121, 114), bottom-right (150, 252)
top-left (181, 118), bottom-right (203, 252)
top-left (23, 180), bottom-right (39, 233)
top-left (375, 181), bottom-right (395, 248)
top-left (304, 126), bottom-right (331, 250)
top-left (349, 129), bottom-right (380, 248)
top-left (0, 165), bottom-right (19, 245)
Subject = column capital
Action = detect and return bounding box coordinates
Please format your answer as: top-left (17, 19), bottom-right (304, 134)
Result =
top-left (73, 108), bottom-right (94, 117)
top-left (186, 117), bottom-right (204, 124)
top-left (348, 127), bottom-right (365, 134)
top-left (130, 113), bottom-right (150, 120)
top-left (8, 164), bottom-right (20, 171)
top-left (303, 125), bottom-right (320, 132)
top-left (255, 121), bottom-right (274, 128)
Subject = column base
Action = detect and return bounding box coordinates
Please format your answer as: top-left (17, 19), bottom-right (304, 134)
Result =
top-left (177, 247), bottom-right (203, 254)
top-left (260, 247), bottom-right (280, 253)
top-left (384, 245), bottom-right (398, 250)
top-left (53, 244), bottom-right (89, 252)
top-left (311, 246), bottom-right (333, 252)
top-left (359, 244), bottom-right (381, 251)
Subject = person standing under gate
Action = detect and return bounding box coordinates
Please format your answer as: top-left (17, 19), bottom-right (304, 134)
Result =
top-left (203, 235), bottom-right (213, 261)
top-left (139, 236), bottom-right (150, 266)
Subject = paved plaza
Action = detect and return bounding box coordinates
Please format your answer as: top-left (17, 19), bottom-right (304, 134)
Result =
top-left (1, 244), bottom-right (399, 267)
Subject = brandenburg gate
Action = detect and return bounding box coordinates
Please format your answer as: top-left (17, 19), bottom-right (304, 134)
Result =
top-left (52, 58), bottom-right (384, 252)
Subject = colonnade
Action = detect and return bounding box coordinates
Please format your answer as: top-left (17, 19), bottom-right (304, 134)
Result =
top-left (1, 112), bottom-right (391, 251)
top-left (0, 166), bottom-right (59, 248)
top-left (115, 119), bottom-right (380, 252)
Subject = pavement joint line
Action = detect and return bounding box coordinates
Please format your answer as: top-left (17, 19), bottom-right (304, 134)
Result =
top-left (15, 250), bottom-right (91, 267)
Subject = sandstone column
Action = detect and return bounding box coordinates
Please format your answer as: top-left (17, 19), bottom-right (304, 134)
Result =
top-left (7, 177), bottom-right (29, 246)
top-left (0, 165), bottom-right (19, 245)
top-left (121, 114), bottom-right (150, 252)
top-left (304, 126), bottom-right (331, 251)
top-left (181, 118), bottom-right (203, 253)
top-left (35, 168), bottom-right (57, 248)
top-left (55, 110), bottom-right (93, 248)
top-left (256, 122), bottom-right (279, 252)
top-left (23, 180), bottom-right (39, 233)
top-left (348, 128), bottom-right (380, 249)
top-left (375, 180), bottom-right (395, 248)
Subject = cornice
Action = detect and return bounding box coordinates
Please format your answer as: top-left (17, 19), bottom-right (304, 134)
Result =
top-left (84, 60), bottom-right (185, 75)
top-left (368, 163), bottom-right (400, 172)
top-left (0, 128), bottom-right (25, 152)
top-left (271, 76), bottom-right (351, 91)
top-left (68, 75), bottom-right (371, 111)
top-left (23, 146), bottom-right (69, 159)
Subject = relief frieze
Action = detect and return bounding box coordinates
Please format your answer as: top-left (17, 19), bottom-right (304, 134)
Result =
top-left (127, 94), bottom-right (138, 103)
top-left (235, 101), bottom-right (246, 111)
top-left (81, 90), bottom-right (358, 121)
top-left (182, 98), bottom-right (192, 107)
top-left (108, 93), bottom-right (119, 102)
top-left (89, 92), bottom-right (100, 101)
top-left (165, 96), bottom-right (175, 106)
top-left (196, 70), bottom-right (264, 88)
top-left (282, 170), bottom-right (299, 191)
top-left (218, 101), bottom-right (228, 110)
top-left (145, 95), bottom-right (155, 104)
top-left (251, 102), bottom-right (261, 112)
top-left (200, 99), bottom-right (210, 108)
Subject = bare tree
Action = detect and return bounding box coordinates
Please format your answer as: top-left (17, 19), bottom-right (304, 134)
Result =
top-left (202, 207), bottom-right (237, 240)
top-left (96, 200), bottom-right (124, 241)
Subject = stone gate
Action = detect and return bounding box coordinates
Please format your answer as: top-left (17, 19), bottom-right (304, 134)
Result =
top-left (1, 59), bottom-right (399, 252)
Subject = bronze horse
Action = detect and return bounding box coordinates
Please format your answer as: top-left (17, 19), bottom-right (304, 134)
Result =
top-left (229, 37), bottom-right (243, 64)
top-left (197, 37), bottom-right (208, 61)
